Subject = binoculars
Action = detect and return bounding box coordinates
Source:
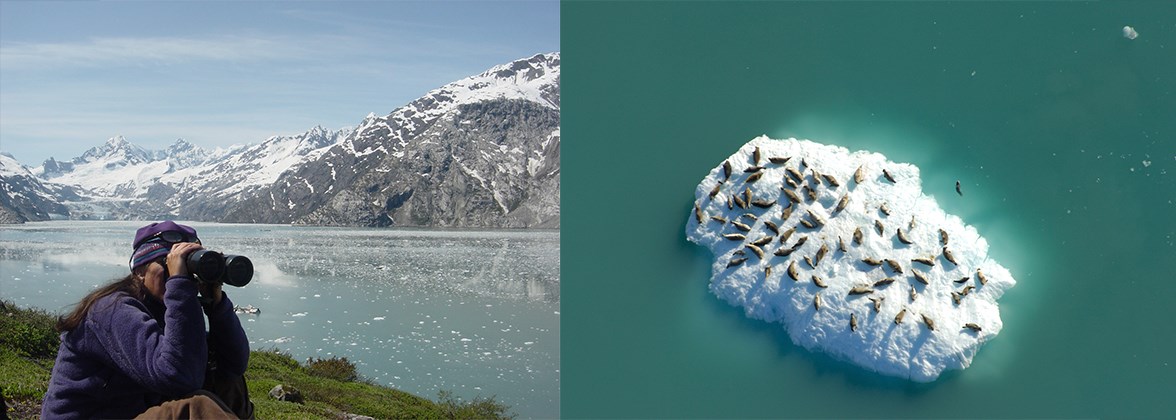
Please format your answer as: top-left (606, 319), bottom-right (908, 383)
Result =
top-left (186, 250), bottom-right (253, 287)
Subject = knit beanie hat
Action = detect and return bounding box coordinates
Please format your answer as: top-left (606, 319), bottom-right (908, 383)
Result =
top-left (129, 221), bottom-right (199, 271)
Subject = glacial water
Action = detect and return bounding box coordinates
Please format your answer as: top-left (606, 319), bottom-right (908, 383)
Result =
top-left (563, 1), bottom-right (1175, 418)
top-left (0, 221), bottom-right (559, 419)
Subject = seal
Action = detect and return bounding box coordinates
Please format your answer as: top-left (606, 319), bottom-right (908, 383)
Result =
top-left (912, 269), bottom-right (929, 285)
top-left (751, 199), bottom-right (775, 208)
top-left (869, 296), bottom-right (883, 312)
top-left (896, 227), bottom-right (914, 245)
top-left (912, 256), bottom-right (935, 267)
top-left (848, 285), bottom-right (874, 295)
top-left (822, 173), bottom-right (841, 188)
top-left (746, 244), bottom-right (765, 259)
top-left (835, 194), bottom-right (849, 213)
top-left (779, 227), bottom-right (796, 244)
top-left (885, 259), bottom-right (904, 275)
top-left (922, 314), bottom-right (936, 331)
top-left (782, 189), bottom-right (801, 205)
top-left (942, 246), bottom-right (959, 265)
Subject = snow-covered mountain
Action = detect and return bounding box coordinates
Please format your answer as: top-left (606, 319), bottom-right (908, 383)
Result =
top-left (191, 52), bottom-right (560, 227)
top-left (2, 52), bottom-right (560, 228)
top-left (0, 153), bottom-right (75, 223)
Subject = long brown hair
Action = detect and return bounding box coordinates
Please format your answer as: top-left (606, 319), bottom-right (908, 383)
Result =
top-left (56, 272), bottom-right (147, 332)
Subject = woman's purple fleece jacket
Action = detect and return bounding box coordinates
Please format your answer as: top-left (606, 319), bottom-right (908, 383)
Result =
top-left (41, 276), bottom-right (249, 419)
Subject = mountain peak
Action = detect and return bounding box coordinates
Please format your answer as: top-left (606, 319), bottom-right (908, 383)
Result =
top-left (106, 135), bottom-right (129, 146)
top-left (75, 135), bottom-right (151, 165)
top-left (485, 52), bottom-right (560, 83)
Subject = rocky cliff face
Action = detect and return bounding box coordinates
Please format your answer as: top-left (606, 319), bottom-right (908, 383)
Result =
top-left (3, 53), bottom-right (560, 228)
top-left (289, 99), bottom-right (560, 228)
top-left (0, 154), bottom-right (74, 223)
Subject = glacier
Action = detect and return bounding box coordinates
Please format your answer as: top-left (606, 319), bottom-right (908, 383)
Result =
top-left (685, 136), bottom-right (1016, 382)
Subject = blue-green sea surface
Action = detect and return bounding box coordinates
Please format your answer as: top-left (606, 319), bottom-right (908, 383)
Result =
top-left (564, 1), bottom-right (1175, 418)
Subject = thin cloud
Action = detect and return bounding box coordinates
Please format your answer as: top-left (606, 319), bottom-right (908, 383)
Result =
top-left (0, 35), bottom-right (317, 70)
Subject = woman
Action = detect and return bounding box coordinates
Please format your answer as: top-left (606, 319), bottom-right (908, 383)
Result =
top-left (41, 221), bottom-right (253, 419)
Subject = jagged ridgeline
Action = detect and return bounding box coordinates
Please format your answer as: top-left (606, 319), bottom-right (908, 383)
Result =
top-left (685, 136), bottom-right (1015, 382)
top-left (0, 53), bottom-right (559, 228)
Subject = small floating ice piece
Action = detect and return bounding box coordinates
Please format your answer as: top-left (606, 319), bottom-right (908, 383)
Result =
top-left (686, 136), bottom-right (1016, 382)
top-left (1123, 25), bottom-right (1138, 40)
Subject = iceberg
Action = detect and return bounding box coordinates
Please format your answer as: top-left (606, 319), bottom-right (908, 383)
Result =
top-left (685, 136), bottom-right (1016, 382)
top-left (1123, 25), bottom-right (1138, 40)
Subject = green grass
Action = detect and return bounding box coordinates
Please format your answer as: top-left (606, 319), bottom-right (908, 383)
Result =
top-left (0, 300), bottom-right (514, 419)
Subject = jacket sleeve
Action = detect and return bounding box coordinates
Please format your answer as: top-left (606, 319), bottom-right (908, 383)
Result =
top-left (205, 292), bottom-right (250, 376)
top-left (91, 276), bottom-right (208, 397)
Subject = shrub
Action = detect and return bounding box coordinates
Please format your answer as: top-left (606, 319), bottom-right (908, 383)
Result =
top-left (0, 300), bottom-right (60, 358)
top-left (436, 390), bottom-right (516, 420)
top-left (305, 356), bottom-right (358, 382)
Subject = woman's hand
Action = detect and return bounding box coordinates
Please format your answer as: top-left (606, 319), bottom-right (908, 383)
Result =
top-left (166, 242), bottom-right (203, 278)
top-left (199, 280), bottom-right (224, 308)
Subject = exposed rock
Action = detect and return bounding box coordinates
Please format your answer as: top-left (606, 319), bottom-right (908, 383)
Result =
top-left (268, 384), bottom-right (304, 404)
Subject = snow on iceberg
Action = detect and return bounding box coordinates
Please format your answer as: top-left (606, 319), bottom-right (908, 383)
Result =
top-left (685, 136), bottom-right (1016, 382)
top-left (1123, 25), bottom-right (1138, 40)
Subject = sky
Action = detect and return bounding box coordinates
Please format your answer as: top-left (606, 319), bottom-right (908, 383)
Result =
top-left (0, 1), bottom-right (559, 166)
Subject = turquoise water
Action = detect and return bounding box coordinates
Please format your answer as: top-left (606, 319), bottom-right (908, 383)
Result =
top-left (0, 221), bottom-right (559, 418)
top-left (564, 1), bottom-right (1174, 418)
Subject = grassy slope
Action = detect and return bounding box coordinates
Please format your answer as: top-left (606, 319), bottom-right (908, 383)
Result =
top-left (0, 300), bottom-right (512, 419)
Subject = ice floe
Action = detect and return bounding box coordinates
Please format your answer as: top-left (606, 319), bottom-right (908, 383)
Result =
top-left (686, 136), bottom-right (1016, 382)
top-left (1123, 25), bottom-right (1138, 40)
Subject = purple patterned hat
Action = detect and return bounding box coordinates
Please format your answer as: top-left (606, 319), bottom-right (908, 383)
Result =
top-left (129, 221), bottom-right (199, 271)
top-left (132, 221), bottom-right (198, 249)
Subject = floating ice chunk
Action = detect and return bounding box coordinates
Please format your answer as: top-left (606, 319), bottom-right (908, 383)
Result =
top-left (685, 136), bottom-right (1016, 382)
top-left (1123, 25), bottom-right (1138, 40)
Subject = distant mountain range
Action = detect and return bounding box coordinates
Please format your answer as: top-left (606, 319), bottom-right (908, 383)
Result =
top-left (0, 53), bottom-right (560, 228)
